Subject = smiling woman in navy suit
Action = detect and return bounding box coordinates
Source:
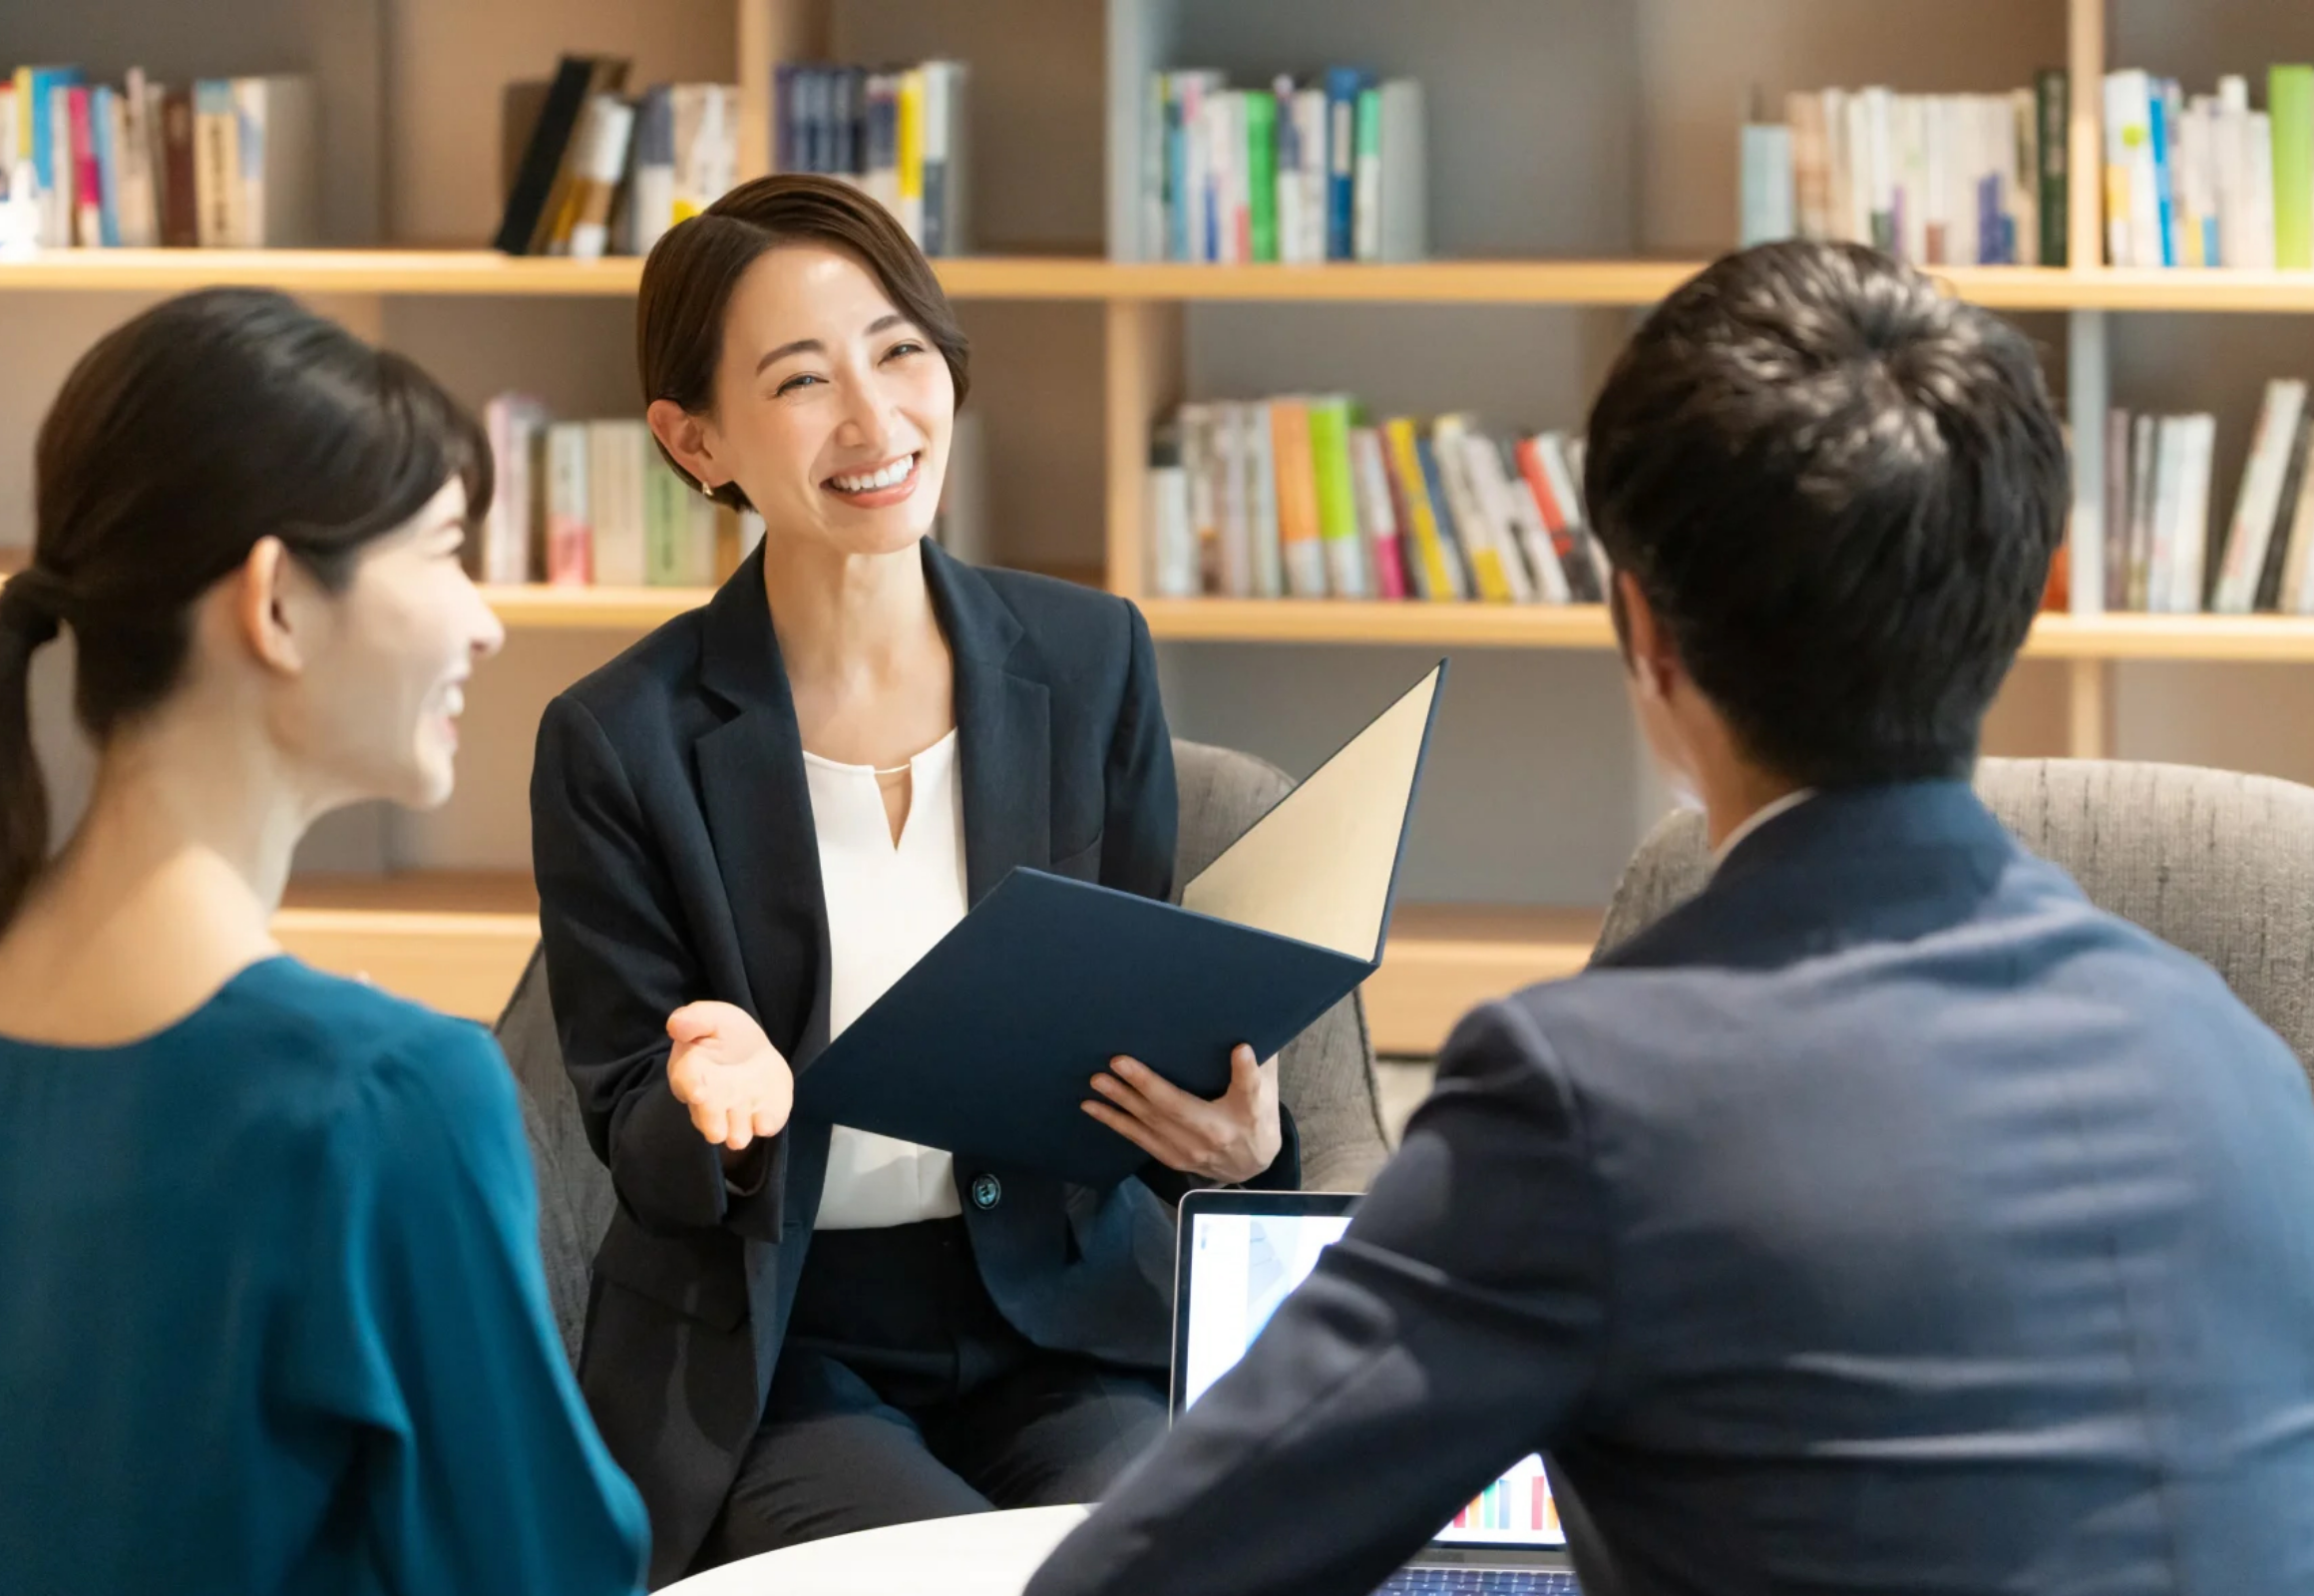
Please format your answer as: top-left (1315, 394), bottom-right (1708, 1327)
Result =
top-left (530, 173), bottom-right (1299, 1584)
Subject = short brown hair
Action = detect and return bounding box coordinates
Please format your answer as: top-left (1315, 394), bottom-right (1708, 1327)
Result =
top-left (635, 174), bottom-right (970, 510)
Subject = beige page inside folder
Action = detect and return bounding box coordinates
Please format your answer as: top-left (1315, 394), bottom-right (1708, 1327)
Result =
top-left (1179, 664), bottom-right (1442, 961)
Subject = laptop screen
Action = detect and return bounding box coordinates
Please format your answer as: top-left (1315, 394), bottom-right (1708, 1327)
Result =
top-left (1175, 1198), bottom-right (1567, 1551)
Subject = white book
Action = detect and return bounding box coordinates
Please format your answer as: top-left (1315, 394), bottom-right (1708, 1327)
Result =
top-left (1181, 75), bottom-right (1214, 262)
top-left (1197, 92), bottom-right (1235, 264)
top-left (1178, 403), bottom-right (1218, 591)
top-left (484, 394), bottom-right (551, 585)
top-left (1142, 74), bottom-right (1168, 261)
top-left (2103, 73), bottom-right (2137, 265)
top-left (1482, 432), bottom-right (1570, 603)
top-left (2248, 111), bottom-right (2279, 270)
top-left (1897, 94), bottom-right (1928, 263)
top-left (1215, 400), bottom-right (1253, 596)
top-left (586, 420), bottom-right (650, 587)
top-left (232, 76), bottom-right (319, 246)
top-left (1295, 88), bottom-right (1328, 264)
top-left (545, 422), bottom-right (593, 586)
top-left (1148, 462), bottom-right (1196, 598)
top-left (1245, 400), bottom-right (1284, 599)
top-left (566, 96), bottom-right (637, 259)
top-left (1820, 90), bottom-right (1850, 243)
top-left (2121, 73), bottom-right (2164, 269)
top-left (2214, 380), bottom-right (2307, 611)
top-left (1453, 427), bottom-right (1536, 602)
top-left (1374, 79), bottom-right (1425, 262)
top-left (2169, 414), bottom-right (2218, 612)
top-left (1348, 426), bottom-right (1402, 595)
top-left (2145, 416), bottom-right (2184, 609)
top-left (2216, 77), bottom-right (2254, 267)
top-left (1841, 93), bottom-right (1872, 245)
top-left (1353, 87), bottom-right (1382, 262)
top-left (1429, 415), bottom-right (1522, 602)
top-left (2126, 413), bottom-right (2158, 606)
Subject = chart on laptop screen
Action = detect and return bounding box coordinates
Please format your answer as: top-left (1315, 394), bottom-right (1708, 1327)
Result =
top-left (1183, 1211), bottom-right (1567, 1548)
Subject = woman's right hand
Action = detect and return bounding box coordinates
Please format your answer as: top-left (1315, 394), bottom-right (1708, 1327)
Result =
top-left (665, 1001), bottom-right (794, 1151)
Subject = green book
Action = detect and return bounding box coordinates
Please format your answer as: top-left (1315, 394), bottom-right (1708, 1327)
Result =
top-left (2035, 68), bottom-right (2068, 268)
top-left (1306, 396), bottom-right (1367, 598)
top-left (1245, 90), bottom-right (1278, 263)
top-left (643, 450), bottom-right (692, 587)
top-left (2272, 66), bottom-right (2314, 270)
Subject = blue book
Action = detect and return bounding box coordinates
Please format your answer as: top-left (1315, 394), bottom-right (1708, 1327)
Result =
top-left (2147, 84), bottom-right (2176, 267)
top-left (1977, 173), bottom-right (2001, 264)
top-left (1323, 68), bottom-right (1367, 260)
top-left (774, 65), bottom-right (796, 171)
top-left (1166, 78), bottom-right (1189, 262)
top-left (90, 86), bottom-right (120, 246)
top-left (1738, 124), bottom-right (1794, 246)
top-left (793, 665), bottom-right (1447, 1187)
top-left (1413, 431), bottom-right (1470, 598)
top-left (829, 67), bottom-right (859, 178)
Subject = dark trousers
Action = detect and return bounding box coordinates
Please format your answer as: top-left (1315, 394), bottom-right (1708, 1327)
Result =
top-left (694, 1218), bottom-right (1166, 1568)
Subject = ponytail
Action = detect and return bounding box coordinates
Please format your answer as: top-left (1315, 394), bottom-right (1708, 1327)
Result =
top-left (0, 573), bottom-right (64, 932)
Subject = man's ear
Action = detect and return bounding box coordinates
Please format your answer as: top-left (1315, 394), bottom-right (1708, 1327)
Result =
top-left (233, 538), bottom-right (309, 678)
top-left (1614, 571), bottom-right (1679, 701)
top-left (647, 400), bottom-right (726, 496)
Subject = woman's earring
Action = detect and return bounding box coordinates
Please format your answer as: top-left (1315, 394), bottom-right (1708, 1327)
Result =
top-left (698, 478), bottom-right (715, 497)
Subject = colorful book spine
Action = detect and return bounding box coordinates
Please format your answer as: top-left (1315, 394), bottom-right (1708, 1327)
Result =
top-left (1245, 90), bottom-right (1278, 264)
top-left (2272, 66), bottom-right (2314, 270)
top-left (1323, 68), bottom-right (1363, 261)
top-left (1269, 399), bottom-right (1327, 599)
top-left (1349, 425), bottom-right (1406, 599)
top-left (1307, 397), bottom-right (1367, 598)
top-left (1383, 418), bottom-right (1455, 600)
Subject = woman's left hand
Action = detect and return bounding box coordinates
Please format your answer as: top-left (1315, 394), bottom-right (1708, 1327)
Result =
top-left (1083, 1044), bottom-right (1281, 1186)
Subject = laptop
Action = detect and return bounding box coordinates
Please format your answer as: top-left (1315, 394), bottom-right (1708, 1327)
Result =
top-left (1173, 1189), bottom-right (1581, 1594)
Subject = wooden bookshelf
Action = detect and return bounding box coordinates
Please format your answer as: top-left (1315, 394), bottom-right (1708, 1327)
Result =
top-left (10, 250), bottom-right (2314, 311)
top-left (1137, 599), bottom-right (2314, 663)
top-left (272, 874), bottom-right (1599, 1055)
top-left (13, 574), bottom-right (2314, 659)
top-left (274, 873), bottom-right (539, 1024)
top-left (1362, 907), bottom-right (1601, 1057)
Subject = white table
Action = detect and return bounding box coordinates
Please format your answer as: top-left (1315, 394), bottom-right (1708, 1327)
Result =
top-left (661, 1505), bottom-right (1092, 1596)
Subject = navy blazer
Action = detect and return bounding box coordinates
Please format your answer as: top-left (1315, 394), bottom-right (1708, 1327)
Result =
top-left (1028, 782), bottom-right (2314, 1596)
top-left (531, 541), bottom-right (1297, 1584)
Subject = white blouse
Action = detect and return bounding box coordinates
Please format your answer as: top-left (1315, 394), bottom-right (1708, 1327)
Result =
top-left (802, 728), bottom-right (968, 1230)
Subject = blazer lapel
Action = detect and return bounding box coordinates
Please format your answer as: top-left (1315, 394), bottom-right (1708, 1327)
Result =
top-left (694, 548), bottom-right (834, 1067)
top-left (925, 543), bottom-right (1051, 905)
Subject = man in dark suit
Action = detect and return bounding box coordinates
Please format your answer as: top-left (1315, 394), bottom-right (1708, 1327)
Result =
top-left (1027, 240), bottom-right (2314, 1596)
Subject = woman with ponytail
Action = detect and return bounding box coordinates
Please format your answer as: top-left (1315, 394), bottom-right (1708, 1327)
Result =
top-left (0, 289), bottom-right (647, 1594)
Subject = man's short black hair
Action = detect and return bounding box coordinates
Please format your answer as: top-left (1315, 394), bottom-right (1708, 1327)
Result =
top-left (1584, 239), bottom-right (2068, 788)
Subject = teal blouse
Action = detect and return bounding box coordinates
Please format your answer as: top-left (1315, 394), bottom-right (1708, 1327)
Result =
top-left (0, 958), bottom-right (648, 1593)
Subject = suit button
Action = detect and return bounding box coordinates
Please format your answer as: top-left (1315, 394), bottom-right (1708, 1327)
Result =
top-left (970, 1173), bottom-right (1002, 1211)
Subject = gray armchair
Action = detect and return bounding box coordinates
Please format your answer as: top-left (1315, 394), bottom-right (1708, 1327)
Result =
top-left (1595, 758), bottom-right (2314, 1078)
top-left (499, 736), bottom-right (1392, 1363)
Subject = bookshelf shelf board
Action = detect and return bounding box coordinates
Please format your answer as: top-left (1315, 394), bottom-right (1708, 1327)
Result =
top-left (2025, 612), bottom-right (2314, 662)
top-left (0, 253), bottom-right (2261, 310)
top-left (1141, 600), bottom-right (2314, 660)
top-left (2055, 269), bottom-right (2314, 313)
top-left (481, 584), bottom-right (711, 628)
top-left (0, 249), bottom-right (650, 295)
top-left (270, 872), bottom-right (1597, 1052)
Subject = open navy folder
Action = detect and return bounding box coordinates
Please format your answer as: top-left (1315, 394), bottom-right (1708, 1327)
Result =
top-left (791, 661), bottom-right (1448, 1187)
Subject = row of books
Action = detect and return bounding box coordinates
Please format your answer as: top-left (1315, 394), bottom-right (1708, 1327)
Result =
top-left (0, 68), bottom-right (316, 248)
top-left (1148, 400), bottom-right (1601, 603)
top-left (1141, 71), bottom-right (1426, 264)
top-left (495, 56), bottom-right (738, 259)
top-left (2101, 380), bottom-right (2314, 615)
top-left (2102, 68), bottom-right (2314, 269)
top-left (480, 396), bottom-right (757, 588)
top-left (1745, 76), bottom-right (2069, 266)
top-left (773, 62), bottom-right (969, 256)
